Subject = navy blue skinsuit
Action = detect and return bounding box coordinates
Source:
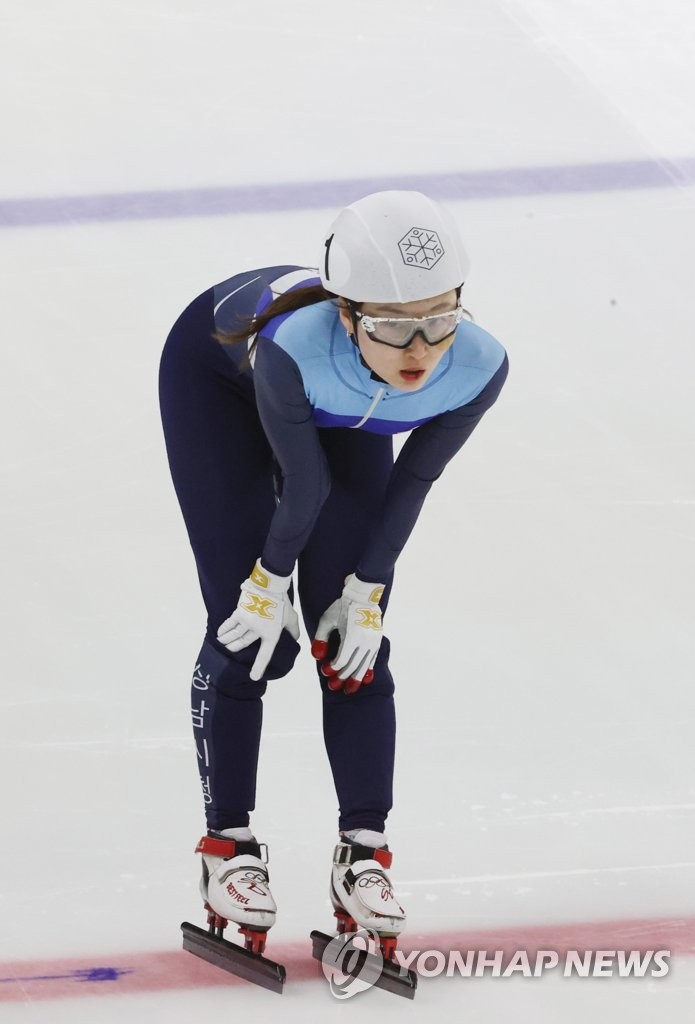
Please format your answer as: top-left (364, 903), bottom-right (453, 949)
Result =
top-left (158, 266), bottom-right (508, 833)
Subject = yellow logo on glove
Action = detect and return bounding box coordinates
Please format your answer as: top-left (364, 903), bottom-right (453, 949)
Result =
top-left (251, 563), bottom-right (269, 589)
top-left (356, 608), bottom-right (382, 630)
top-left (242, 594), bottom-right (277, 619)
top-left (369, 586), bottom-right (385, 604)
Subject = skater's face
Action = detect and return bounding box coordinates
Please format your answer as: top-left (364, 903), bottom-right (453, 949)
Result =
top-left (339, 289), bottom-right (459, 391)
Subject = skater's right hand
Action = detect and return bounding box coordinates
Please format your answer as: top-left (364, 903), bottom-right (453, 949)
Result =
top-left (217, 560), bottom-right (299, 681)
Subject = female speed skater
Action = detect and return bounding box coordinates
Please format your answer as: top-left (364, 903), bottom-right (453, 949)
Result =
top-left (158, 189), bottom-right (508, 962)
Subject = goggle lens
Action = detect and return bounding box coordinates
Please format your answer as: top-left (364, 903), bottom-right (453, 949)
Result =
top-left (354, 304), bottom-right (464, 348)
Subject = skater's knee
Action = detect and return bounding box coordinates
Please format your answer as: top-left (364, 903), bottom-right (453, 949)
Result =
top-left (196, 633), bottom-right (299, 697)
top-left (317, 638), bottom-right (395, 698)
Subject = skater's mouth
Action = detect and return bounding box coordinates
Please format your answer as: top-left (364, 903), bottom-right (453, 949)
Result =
top-left (399, 368), bottom-right (426, 383)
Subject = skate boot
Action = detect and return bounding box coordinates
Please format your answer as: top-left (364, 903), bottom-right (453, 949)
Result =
top-left (330, 829), bottom-right (406, 961)
top-left (197, 826), bottom-right (276, 955)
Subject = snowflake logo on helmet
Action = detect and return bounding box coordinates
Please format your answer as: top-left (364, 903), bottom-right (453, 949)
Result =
top-left (398, 227), bottom-right (445, 269)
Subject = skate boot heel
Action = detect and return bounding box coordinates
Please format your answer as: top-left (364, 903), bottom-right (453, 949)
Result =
top-left (204, 901), bottom-right (228, 938)
top-left (334, 908), bottom-right (358, 934)
top-left (379, 935), bottom-right (398, 962)
top-left (239, 926), bottom-right (269, 956)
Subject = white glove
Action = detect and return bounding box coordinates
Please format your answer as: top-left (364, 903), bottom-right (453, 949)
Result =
top-left (217, 560), bottom-right (300, 681)
top-left (311, 574), bottom-right (385, 694)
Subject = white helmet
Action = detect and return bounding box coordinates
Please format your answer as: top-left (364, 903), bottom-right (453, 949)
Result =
top-left (319, 190), bottom-right (470, 303)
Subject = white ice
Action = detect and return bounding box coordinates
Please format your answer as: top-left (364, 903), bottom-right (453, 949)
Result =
top-left (1, 0), bottom-right (694, 1020)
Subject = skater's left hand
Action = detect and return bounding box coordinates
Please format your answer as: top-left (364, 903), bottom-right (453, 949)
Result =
top-left (311, 574), bottom-right (385, 695)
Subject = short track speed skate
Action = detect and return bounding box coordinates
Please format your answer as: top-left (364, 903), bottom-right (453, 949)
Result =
top-left (181, 829), bottom-right (285, 994)
top-left (310, 830), bottom-right (417, 999)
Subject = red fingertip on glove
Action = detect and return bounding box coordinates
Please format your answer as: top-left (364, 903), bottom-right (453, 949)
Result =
top-left (311, 639), bottom-right (329, 660)
top-left (326, 671), bottom-right (372, 694)
top-left (313, 645), bottom-right (375, 694)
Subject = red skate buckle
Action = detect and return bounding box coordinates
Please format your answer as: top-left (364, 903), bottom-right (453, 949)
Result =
top-left (195, 835), bottom-right (237, 858)
top-left (373, 847), bottom-right (392, 869)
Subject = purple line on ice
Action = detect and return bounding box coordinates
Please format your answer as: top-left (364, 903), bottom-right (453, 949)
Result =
top-left (0, 967), bottom-right (133, 984)
top-left (1, 157), bottom-right (694, 229)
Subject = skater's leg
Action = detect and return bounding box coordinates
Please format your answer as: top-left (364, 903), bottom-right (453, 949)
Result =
top-left (189, 639), bottom-right (267, 829)
top-left (297, 427), bottom-right (396, 834)
top-left (159, 293), bottom-right (300, 829)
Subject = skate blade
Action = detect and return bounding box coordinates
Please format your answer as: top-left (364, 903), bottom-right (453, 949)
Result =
top-left (181, 921), bottom-right (285, 994)
top-left (310, 929), bottom-right (417, 1000)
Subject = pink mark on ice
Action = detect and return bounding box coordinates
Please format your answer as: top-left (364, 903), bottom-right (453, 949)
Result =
top-left (1, 916), bottom-right (694, 1003)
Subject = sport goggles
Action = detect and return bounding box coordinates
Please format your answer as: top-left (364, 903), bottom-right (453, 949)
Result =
top-left (348, 298), bottom-right (465, 348)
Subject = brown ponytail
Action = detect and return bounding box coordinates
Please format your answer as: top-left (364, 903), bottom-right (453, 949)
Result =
top-left (214, 283), bottom-right (344, 366)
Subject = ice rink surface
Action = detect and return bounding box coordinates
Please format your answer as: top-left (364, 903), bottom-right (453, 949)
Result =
top-left (1, 0), bottom-right (694, 1019)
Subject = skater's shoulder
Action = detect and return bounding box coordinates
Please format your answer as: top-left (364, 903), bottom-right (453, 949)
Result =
top-left (263, 299), bottom-right (342, 360)
top-left (450, 319), bottom-right (506, 373)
